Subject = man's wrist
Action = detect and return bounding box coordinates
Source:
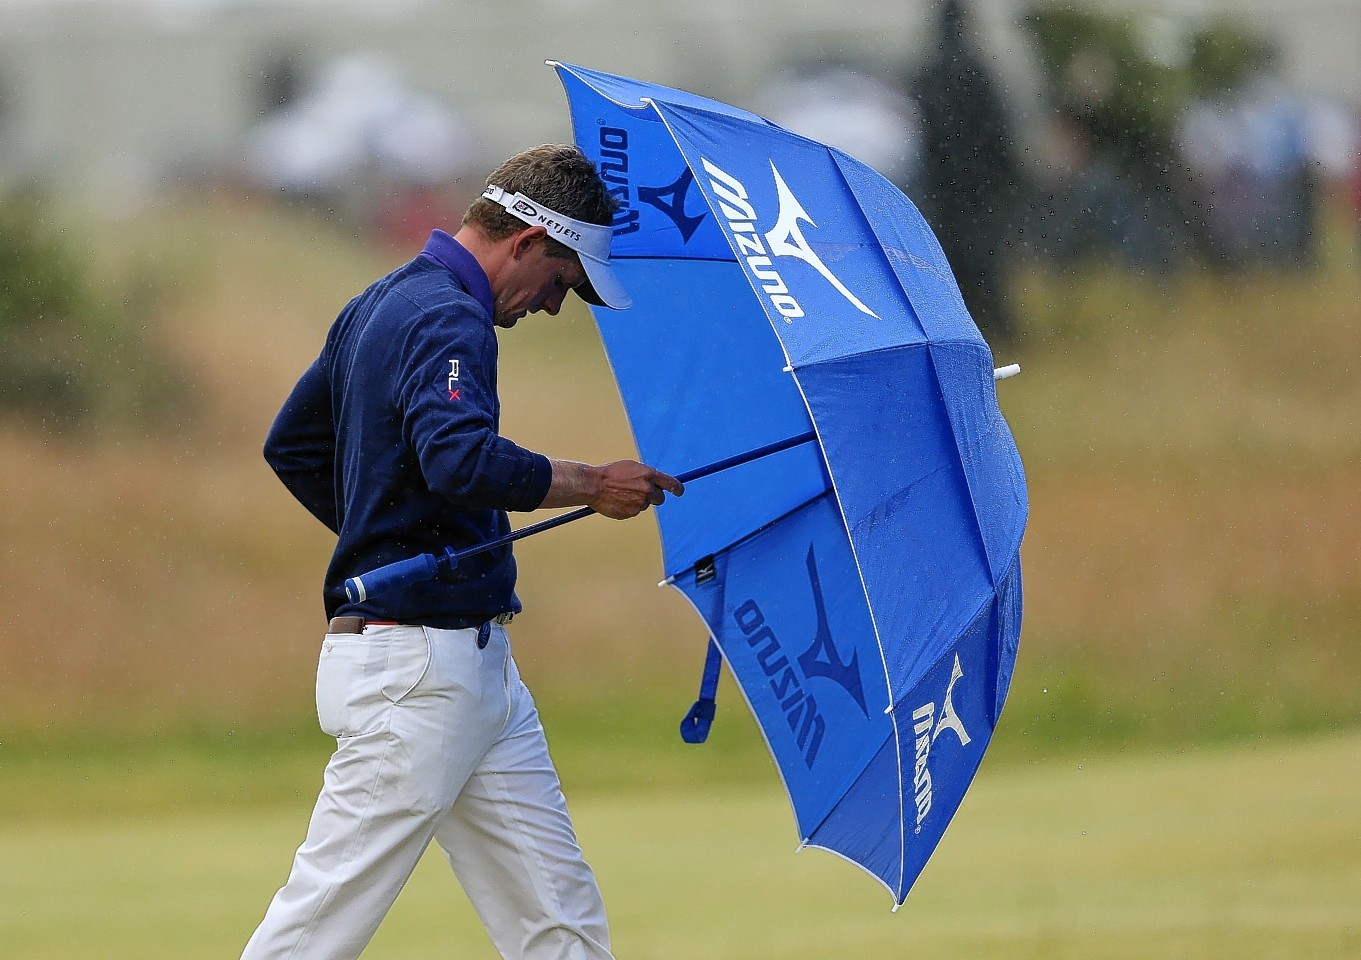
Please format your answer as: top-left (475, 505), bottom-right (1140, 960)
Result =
top-left (544, 458), bottom-right (602, 508)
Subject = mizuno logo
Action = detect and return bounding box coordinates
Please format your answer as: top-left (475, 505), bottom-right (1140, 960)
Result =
top-left (910, 654), bottom-right (972, 832)
top-left (598, 127), bottom-right (640, 237)
top-left (734, 598), bottom-right (826, 768)
top-left (766, 167), bottom-right (878, 317)
top-left (702, 156), bottom-right (878, 321)
top-left (730, 544), bottom-right (871, 769)
top-left (599, 127), bottom-right (707, 242)
top-left (639, 168), bottom-right (706, 242)
top-left (796, 545), bottom-right (868, 716)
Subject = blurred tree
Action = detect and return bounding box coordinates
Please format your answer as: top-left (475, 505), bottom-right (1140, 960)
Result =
top-left (1186, 17), bottom-right (1270, 95)
top-left (1022, 4), bottom-right (1208, 268)
top-left (1023, 6), bottom-right (1279, 269)
top-left (254, 47), bottom-right (307, 118)
top-left (0, 66), bottom-right (11, 133)
top-left (910, 0), bottom-right (1024, 346)
top-left (0, 196), bottom-right (187, 432)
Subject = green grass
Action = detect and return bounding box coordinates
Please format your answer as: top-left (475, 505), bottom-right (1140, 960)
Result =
top-left (2, 197), bottom-right (1359, 960)
top-left (2, 732), bottom-right (1357, 958)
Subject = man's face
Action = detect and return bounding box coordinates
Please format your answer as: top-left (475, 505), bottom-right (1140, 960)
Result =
top-left (492, 235), bottom-right (588, 329)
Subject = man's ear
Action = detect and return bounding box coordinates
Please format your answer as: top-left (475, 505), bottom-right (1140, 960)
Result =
top-left (510, 226), bottom-right (548, 260)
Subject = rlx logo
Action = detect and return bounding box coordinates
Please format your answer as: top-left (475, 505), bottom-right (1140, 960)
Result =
top-left (732, 545), bottom-right (868, 769)
top-left (702, 156), bottom-right (878, 321)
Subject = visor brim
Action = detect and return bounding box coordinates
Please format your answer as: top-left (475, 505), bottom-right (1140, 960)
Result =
top-left (577, 256), bottom-right (632, 310)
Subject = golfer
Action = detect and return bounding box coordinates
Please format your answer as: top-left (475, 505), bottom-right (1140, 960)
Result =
top-left (243, 143), bottom-right (682, 959)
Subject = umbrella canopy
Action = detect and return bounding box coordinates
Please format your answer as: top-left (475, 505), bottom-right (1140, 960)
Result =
top-left (552, 62), bottom-right (1028, 905)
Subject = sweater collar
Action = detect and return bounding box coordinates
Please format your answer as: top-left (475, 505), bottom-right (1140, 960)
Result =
top-left (420, 229), bottom-right (494, 319)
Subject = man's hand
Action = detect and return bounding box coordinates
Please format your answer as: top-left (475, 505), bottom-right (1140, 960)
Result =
top-left (543, 458), bottom-right (684, 519)
top-left (589, 460), bottom-right (684, 519)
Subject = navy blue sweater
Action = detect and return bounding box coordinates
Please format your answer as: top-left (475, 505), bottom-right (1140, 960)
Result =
top-left (264, 231), bottom-right (553, 628)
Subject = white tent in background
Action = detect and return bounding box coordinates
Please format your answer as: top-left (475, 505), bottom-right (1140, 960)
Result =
top-left (244, 52), bottom-right (476, 195)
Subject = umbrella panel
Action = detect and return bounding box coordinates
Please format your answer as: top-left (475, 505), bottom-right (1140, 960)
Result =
top-left (675, 491), bottom-right (896, 846)
top-left (595, 259), bottom-right (827, 576)
top-left (796, 343), bottom-right (999, 692)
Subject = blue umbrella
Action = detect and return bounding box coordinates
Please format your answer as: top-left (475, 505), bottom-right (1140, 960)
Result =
top-left (348, 62), bottom-right (1027, 906)
top-left (553, 62), bottom-right (1026, 906)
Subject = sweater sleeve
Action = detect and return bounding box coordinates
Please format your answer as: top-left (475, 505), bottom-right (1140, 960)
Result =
top-left (396, 307), bottom-right (552, 512)
top-left (263, 357), bottom-right (340, 533)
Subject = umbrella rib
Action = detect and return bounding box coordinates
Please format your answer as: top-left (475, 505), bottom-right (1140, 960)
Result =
top-left (550, 60), bottom-right (651, 111)
top-left (647, 100), bottom-right (805, 374)
top-left (776, 364), bottom-right (908, 899)
top-left (924, 345), bottom-right (1001, 583)
top-left (820, 149), bottom-right (983, 349)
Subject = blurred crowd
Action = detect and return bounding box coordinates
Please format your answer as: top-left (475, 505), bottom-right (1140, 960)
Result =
top-left (754, 2), bottom-right (1360, 344)
top-left (239, 51), bottom-right (486, 245)
top-left (1016, 5), bottom-right (1359, 276)
top-left (232, 2), bottom-right (1361, 346)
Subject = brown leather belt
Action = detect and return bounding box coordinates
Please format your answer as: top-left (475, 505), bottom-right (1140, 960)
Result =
top-left (327, 612), bottom-right (514, 634)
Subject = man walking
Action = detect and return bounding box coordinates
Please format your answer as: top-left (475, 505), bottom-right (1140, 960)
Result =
top-left (244, 143), bottom-right (682, 959)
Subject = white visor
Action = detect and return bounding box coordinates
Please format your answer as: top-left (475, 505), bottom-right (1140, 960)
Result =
top-left (482, 184), bottom-right (631, 309)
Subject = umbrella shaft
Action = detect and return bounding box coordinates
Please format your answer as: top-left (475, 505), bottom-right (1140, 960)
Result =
top-left (676, 430), bottom-right (817, 484)
top-left (452, 430), bottom-right (820, 567)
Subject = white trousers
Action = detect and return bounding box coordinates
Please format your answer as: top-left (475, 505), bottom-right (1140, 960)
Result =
top-left (240, 623), bottom-right (614, 960)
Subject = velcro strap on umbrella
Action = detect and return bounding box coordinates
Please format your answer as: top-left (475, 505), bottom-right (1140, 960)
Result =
top-left (679, 638), bottom-right (723, 744)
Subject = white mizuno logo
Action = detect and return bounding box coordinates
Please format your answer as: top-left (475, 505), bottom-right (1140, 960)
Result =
top-left (933, 654), bottom-right (972, 748)
top-left (910, 654), bottom-right (972, 832)
top-left (703, 156), bottom-right (877, 321)
top-left (766, 165), bottom-right (878, 318)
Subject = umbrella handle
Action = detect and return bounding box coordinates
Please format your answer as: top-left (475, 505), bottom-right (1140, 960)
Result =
top-left (342, 510), bottom-right (591, 603)
top-left (344, 551), bottom-right (445, 603)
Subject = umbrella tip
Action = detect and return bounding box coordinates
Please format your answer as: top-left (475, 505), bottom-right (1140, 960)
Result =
top-left (993, 363), bottom-right (1021, 381)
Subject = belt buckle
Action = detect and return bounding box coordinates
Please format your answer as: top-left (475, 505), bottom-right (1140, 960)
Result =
top-left (493, 611), bottom-right (515, 625)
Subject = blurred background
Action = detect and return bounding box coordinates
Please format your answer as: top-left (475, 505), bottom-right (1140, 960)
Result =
top-left (1, 0), bottom-right (1359, 953)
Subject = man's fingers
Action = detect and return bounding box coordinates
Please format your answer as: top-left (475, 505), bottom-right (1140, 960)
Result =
top-left (651, 469), bottom-right (684, 497)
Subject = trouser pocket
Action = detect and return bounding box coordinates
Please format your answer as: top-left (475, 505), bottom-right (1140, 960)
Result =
top-left (315, 628), bottom-right (431, 739)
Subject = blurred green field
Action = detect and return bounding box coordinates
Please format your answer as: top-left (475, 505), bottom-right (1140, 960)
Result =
top-left (2, 731), bottom-right (1357, 959)
top-left (2, 193), bottom-right (1360, 956)
top-left (2, 194), bottom-right (1358, 753)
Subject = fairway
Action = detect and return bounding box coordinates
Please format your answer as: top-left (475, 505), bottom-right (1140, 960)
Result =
top-left (2, 732), bottom-right (1357, 959)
